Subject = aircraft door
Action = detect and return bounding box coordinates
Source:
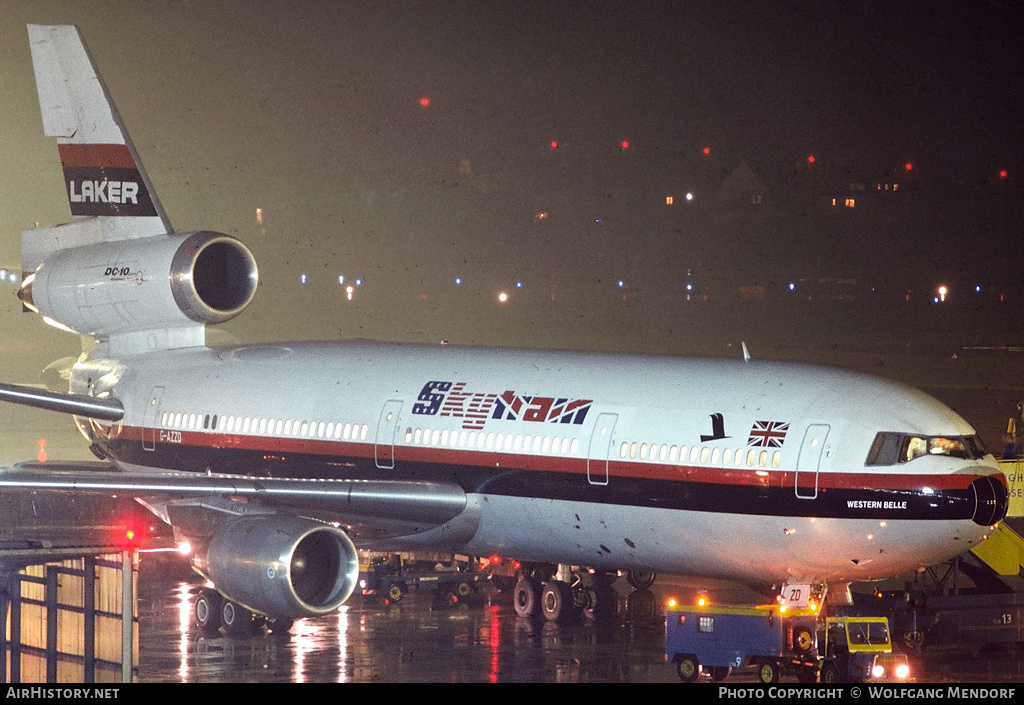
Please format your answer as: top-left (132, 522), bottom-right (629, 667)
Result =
top-left (795, 424), bottom-right (830, 499)
top-left (142, 386), bottom-right (164, 451)
top-left (587, 413), bottom-right (617, 486)
top-left (375, 400), bottom-right (403, 469)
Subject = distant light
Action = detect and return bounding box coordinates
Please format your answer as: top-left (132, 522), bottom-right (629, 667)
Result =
top-left (0, 269), bottom-right (6, 281)
top-left (255, 207), bottom-right (263, 225)
top-left (455, 277), bottom-right (462, 285)
top-left (38, 438), bottom-right (47, 463)
top-left (338, 275), bottom-right (345, 285)
top-left (788, 282), bottom-right (796, 291)
top-left (938, 285), bottom-right (948, 302)
top-left (177, 541), bottom-right (192, 555)
top-left (999, 170), bottom-right (1008, 179)
top-left (685, 192), bottom-right (693, 201)
top-left (975, 285), bottom-right (981, 293)
top-left (619, 140), bottom-right (630, 150)
top-left (617, 280), bottom-right (624, 287)
top-left (419, 97), bottom-right (430, 107)
top-left (346, 285), bottom-right (354, 301)
top-left (807, 155), bottom-right (816, 164)
top-left (498, 292), bottom-right (508, 303)
top-left (355, 279), bottom-right (362, 286)
top-left (904, 162), bottom-right (913, 171)
top-left (515, 282), bottom-right (522, 288)
top-left (550, 141), bottom-right (559, 150)
top-left (702, 147), bottom-right (710, 155)
top-left (686, 284), bottom-right (692, 291)
top-left (301, 274), bottom-right (307, 284)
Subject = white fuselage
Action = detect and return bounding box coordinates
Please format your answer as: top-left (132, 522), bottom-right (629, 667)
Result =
top-left (72, 340), bottom-right (1006, 586)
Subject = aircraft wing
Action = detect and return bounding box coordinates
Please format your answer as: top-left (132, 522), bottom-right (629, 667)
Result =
top-left (0, 462), bottom-right (467, 543)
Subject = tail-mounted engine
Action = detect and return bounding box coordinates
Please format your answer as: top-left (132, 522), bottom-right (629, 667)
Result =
top-left (19, 231), bottom-right (258, 353)
top-left (194, 515), bottom-right (360, 619)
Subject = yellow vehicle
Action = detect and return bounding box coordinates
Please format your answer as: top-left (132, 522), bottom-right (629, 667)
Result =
top-left (820, 616), bottom-right (911, 683)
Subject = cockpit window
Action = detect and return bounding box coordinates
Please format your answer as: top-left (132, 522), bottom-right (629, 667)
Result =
top-left (866, 432), bottom-right (987, 466)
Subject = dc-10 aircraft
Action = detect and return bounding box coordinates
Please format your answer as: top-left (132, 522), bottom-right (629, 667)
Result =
top-left (0, 25), bottom-right (1008, 631)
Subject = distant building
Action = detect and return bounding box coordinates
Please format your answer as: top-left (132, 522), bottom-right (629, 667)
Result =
top-left (712, 162), bottom-right (767, 226)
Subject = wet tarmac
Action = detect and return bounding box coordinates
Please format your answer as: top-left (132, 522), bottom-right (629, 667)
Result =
top-left (135, 566), bottom-right (1024, 684)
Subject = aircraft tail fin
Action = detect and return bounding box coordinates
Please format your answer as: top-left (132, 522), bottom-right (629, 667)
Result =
top-left (23, 24), bottom-right (172, 274)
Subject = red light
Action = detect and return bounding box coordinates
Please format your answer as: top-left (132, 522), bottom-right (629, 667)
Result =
top-left (620, 140), bottom-right (630, 150)
top-left (550, 141), bottom-right (559, 150)
top-left (37, 438), bottom-right (47, 462)
top-left (999, 170), bottom-right (1008, 179)
top-left (807, 155), bottom-right (815, 164)
top-left (419, 97), bottom-right (430, 107)
top-left (702, 147), bottom-right (710, 155)
top-left (904, 162), bottom-right (913, 171)
top-left (489, 554), bottom-right (501, 564)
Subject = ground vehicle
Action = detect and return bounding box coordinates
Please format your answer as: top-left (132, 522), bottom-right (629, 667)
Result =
top-left (666, 604), bottom-right (820, 683)
top-left (820, 616), bottom-right (911, 682)
top-left (357, 553), bottom-right (483, 604)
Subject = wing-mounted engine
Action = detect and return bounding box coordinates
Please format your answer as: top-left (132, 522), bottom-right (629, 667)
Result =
top-left (193, 515), bottom-right (360, 619)
top-left (19, 231), bottom-right (258, 355)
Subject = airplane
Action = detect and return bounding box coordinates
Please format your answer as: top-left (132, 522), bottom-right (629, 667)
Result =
top-left (0, 24), bottom-right (1009, 632)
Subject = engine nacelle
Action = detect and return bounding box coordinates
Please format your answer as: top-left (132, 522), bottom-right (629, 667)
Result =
top-left (20, 230), bottom-right (258, 341)
top-left (195, 515), bottom-right (360, 619)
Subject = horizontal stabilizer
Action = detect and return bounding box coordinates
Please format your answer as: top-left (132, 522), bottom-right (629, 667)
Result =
top-left (0, 382), bottom-right (123, 420)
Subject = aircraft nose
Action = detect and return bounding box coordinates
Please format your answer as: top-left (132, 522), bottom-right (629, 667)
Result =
top-left (970, 474), bottom-right (1008, 526)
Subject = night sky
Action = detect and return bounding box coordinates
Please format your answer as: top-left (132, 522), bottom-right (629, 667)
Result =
top-left (1, 1), bottom-right (1022, 374)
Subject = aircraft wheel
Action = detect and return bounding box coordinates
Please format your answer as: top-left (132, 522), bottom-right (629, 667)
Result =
top-left (627, 571), bottom-right (656, 590)
top-left (221, 599), bottom-right (257, 636)
top-left (709, 666), bottom-right (731, 681)
top-left (266, 616), bottom-right (294, 633)
top-left (194, 589), bottom-right (222, 632)
top-left (541, 580), bottom-right (574, 623)
top-left (583, 582), bottom-right (617, 620)
top-left (757, 659), bottom-right (780, 684)
top-left (513, 577), bottom-right (541, 618)
top-left (676, 655), bottom-right (700, 682)
top-left (792, 625), bottom-right (814, 656)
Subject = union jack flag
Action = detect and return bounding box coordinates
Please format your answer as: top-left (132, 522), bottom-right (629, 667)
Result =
top-left (748, 420), bottom-right (789, 447)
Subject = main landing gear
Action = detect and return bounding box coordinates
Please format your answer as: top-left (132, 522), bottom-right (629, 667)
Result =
top-left (513, 566), bottom-right (652, 623)
top-left (193, 587), bottom-right (293, 635)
